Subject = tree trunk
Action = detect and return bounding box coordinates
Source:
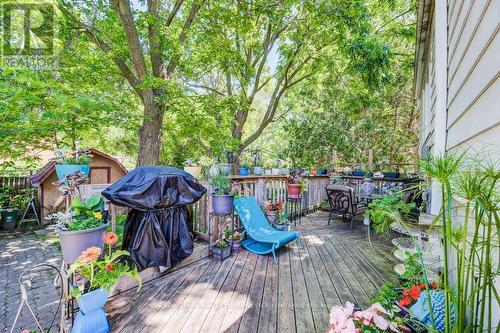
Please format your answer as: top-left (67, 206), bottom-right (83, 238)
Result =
top-left (137, 92), bottom-right (163, 166)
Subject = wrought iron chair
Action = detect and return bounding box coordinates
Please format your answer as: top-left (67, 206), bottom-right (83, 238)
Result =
top-left (325, 185), bottom-right (366, 232)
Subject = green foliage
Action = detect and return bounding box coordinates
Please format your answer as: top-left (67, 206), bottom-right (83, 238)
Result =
top-left (70, 195), bottom-right (104, 217)
top-left (67, 247), bottom-right (141, 299)
top-left (210, 173), bottom-right (232, 195)
top-left (373, 282), bottom-right (399, 310)
top-left (0, 186), bottom-right (34, 209)
top-left (399, 253), bottom-right (425, 289)
top-left (367, 193), bottom-right (415, 233)
top-left (66, 216), bottom-right (101, 231)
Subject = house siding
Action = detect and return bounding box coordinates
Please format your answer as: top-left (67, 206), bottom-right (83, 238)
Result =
top-left (446, 0), bottom-right (500, 154)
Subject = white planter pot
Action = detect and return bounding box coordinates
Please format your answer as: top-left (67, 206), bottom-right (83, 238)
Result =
top-left (264, 169), bottom-right (272, 176)
top-left (271, 168), bottom-right (280, 176)
top-left (281, 168), bottom-right (289, 175)
top-left (184, 166), bottom-right (201, 179)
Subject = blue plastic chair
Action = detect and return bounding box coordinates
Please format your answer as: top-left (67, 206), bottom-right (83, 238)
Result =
top-left (234, 197), bottom-right (301, 263)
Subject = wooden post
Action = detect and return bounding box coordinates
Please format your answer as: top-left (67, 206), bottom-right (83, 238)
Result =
top-left (368, 149), bottom-right (373, 170)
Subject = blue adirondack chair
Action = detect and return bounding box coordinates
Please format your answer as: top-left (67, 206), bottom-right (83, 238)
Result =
top-left (234, 197), bottom-right (301, 263)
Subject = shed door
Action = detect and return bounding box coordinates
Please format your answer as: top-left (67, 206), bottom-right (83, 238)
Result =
top-left (90, 167), bottom-right (111, 184)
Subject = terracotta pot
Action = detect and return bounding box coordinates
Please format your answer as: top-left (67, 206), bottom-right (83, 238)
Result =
top-left (287, 183), bottom-right (302, 198)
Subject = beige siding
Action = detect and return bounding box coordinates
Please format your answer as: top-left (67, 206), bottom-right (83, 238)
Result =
top-left (446, 0), bottom-right (500, 154)
top-left (419, 25), bottom-right (437, 154)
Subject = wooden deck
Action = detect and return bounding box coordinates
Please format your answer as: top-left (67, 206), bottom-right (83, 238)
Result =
top-left (106, 211), bottom-right (399, 333)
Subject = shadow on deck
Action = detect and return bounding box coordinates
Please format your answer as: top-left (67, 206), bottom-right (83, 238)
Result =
top-left (106, 211), bottom-right (398, 333)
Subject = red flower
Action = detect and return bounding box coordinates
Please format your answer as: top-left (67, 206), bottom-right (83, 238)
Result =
top-left (418, 283), bottom-right (426, 290)
top-left (105, 264), bottom-right (114, 271)
top-left (277, 200), bottom-right (283, 207)
top-left (399, 296), bottom-right (411, 307)
top-left (410, 285), bottom-right (421, 300)
top-left (402, 289), bottom-right (410, 296)
top-left (430, 282), bottom-right (438, 289)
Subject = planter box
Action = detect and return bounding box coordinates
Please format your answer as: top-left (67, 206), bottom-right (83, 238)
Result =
top-left (58, 222), bottom-right (110, 264)
top-left (228, 239), bottom-right (242, 253)
top-left (211, 245), bottom-right (231, 260)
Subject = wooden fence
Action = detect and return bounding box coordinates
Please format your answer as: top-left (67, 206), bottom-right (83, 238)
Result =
top-left (0, 176), bottom-right (32, 190)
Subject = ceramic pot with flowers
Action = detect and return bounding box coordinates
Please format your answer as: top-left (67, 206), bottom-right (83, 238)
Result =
top-left (68, 232), bottom-right (141, 333)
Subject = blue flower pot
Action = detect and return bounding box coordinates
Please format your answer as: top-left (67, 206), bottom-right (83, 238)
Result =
top-left (72, 288), bottom-right (110, 333)
top-left (352, 170), bottom-right (364, 177)
top-left (56, 164), bottom-right (91, 183)
top-left (384, 172), bottom-right (400, 179)
top-left (239, 167), bottom-right (249, 176)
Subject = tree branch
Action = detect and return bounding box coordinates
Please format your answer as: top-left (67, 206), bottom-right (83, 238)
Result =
top-left (165, 0), bottom-right (184, 26)
top-left (110, 0), bottom-right (148, 79)
top-left (56, 2), bottom-right (142, 98)
top-left (147, 0), bottom-right (163, 78)
top-left (165, 0), bottom-right (204, 76)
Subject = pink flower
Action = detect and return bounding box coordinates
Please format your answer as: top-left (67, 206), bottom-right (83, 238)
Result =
top-left (389, 321), bottom-right (400, 332)
top-left (370, 302), bottom-right (388, 315)
top-left (21, 330), bottom-right (30, 333)
top-left (373, 314), bottom-right (389, 330)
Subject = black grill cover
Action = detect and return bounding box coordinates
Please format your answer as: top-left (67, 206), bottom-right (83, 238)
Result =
top-left (102, 166), bottom-right (207, 271)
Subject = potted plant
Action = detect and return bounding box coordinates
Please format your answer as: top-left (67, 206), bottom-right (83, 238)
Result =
top-left (271, 166), bottom-right (280, 176)
top-left (273, 212), bottom-right (288, 231)
top-left (319, 199), bottom-right (330, 211)
top-left (46, 194), bottom-right (110, 264)
top-left (53, 148), bottom-right (92, 182)
top-left (209, 170), bottom-right (234, 214)
top-left (211, 239), bottom-right (231, 260)
top-left (263, 163), bottom-right (272, 176)
top-left (183, 159), bottom-right (201, 179)
top-left (352, 168), bottom-right (364, 177)
top-left (262, 200), bottom-right (283, 223)
top-left (0, 186), bottom-right (26, 231)
top-left (287, 174), bottom-right (306, 198)
top-left (383, 167), bottom-right (400, 179)
top-left (68, 232), bottom-right (141, 333)
top-left (226, 230), bottom-right (242, 253)
top-left (281, 165), bottom-right (289, 175)
top-left (239, 163), bottom-right (250, 176)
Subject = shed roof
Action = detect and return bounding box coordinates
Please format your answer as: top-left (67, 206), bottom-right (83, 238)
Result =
top-left (30, 149), bottom-right (128, 186)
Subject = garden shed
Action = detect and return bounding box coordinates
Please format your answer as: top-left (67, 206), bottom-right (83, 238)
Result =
top-left (30, 149), bottom-right (128, 220)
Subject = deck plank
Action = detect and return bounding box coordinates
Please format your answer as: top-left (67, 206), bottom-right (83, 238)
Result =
top-left (289, 242), bottom-right (315, 333)
top-left (220, 252), bottom-right (258, 333)
top-left (198, 251), bottom-right (249, 333)
top-left (277, 249), bottom-right (296, 333)
top-left (108, 212), bottom-right (398, 333)
top-left (256, 256), bottom-right (278, 333)
top-left (298, 235), bottom-right (330, 332)
top-left (238, 254), bottom-right (268, 333)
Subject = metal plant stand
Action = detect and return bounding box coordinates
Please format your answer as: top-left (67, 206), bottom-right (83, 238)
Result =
top-left (207, 211), bottom-right (234, 255)
top-left (286, 196), bottom-right (302, 226)
top-left (10, 264), bottom-right (66, 333)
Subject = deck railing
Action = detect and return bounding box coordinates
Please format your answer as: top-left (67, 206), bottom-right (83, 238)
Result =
top-left (78, 174), bottom-right (419, 241)
top-left (191, 175), bottom-right (331, 240)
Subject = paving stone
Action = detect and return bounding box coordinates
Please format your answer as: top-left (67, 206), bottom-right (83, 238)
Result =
top-left (0, 235), bottom-right (62, 333)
